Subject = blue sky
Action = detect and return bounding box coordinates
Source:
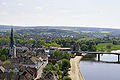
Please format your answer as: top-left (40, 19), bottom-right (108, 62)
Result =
top-left (0, 0), bottom-right (120, 28)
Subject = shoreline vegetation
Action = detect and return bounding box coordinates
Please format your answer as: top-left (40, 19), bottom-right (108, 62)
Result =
top-left (69, 56), bottom-right (84, 80)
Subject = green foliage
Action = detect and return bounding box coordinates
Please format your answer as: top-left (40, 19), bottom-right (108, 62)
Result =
top-left (31, 54), bottom-right (36, 57)
top-left (0, 48), bottom-right (8, 55)
top-left (61, 59), bottom-right (71, 70)
top-left (9, 70), bottom-right (15, 74)
top-left (76, 40), bottom-right (97, 51)
top-left (43, 63), bottom-right (58, 74)
top-left (81, 44), bottom-right (88, 51)
top-left (0, 49), bottom-right (8, 61)
top-left (106, 44), bottom-right (111, 49)
top-left (70, 53), bottom-right (75, 58)
top-left (62, 52), bottom-right (70, 60)
top-left (63, 76), bottom-right (71, 80)
top-left (51, 50), bottom-right (61, 59)
top-left (22, 49), bottom-right (27, 53)
top-left (1, 55), bottom-right (7, 61)
top-left (43, 59), bottom-right (71, 80)
top-left (96, 43), bottom-right (120, 52)
top-left (51, 50), bottom-right (71, 60)
top-left (3, 61), bottom-right (11, 64)
top-left (0, 37), bottom-right (9, 46)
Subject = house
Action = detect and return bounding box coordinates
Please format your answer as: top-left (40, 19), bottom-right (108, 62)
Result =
top-left (16, 47), bottom-right (29, 53)
top-left (22, 57), bottom-right (43, 69)
top-left (0, 66), bottom-right (5, 73)
top-left (49, 47), bottom-right (71, 54)
top-left (0, 73), bottom-right (19, 80)
top-left (21, 67), bottom-right (37, 80)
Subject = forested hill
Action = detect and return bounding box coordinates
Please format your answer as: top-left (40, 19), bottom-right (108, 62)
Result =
top-left (0, 25), bottom-right (120, 35)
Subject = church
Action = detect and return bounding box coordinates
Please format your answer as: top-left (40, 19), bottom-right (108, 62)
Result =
top-left (9, 28), bottom-right (16, 58)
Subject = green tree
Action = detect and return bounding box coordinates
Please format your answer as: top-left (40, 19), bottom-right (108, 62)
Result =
top-left (106, 45), bottom-right (111, 49)
top-left (81, 44), bottom-right (88, 51)
top-left (10, 70), bottom-right (15, 74)
top-left (0, 48), bottom-right (8, 55)
top-left (51, 50), bottom-right (61, 59)
top-left (1, 55), bottom-right (7, 61)
top-left (61, 59), bottom-right (71, 71)
top-left (62, 52), bottom-right (70, 60)
top-left (63, 76), bottom-right (71, 80)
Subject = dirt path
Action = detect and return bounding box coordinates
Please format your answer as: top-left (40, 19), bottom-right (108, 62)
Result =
top-left (69, 56), bottom-right (84, 80)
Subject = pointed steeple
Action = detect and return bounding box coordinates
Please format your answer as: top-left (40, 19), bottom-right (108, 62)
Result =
top-left (9, 27), bottom-right (16, 58)
top-left (10, 28), bottom-right (15, 47)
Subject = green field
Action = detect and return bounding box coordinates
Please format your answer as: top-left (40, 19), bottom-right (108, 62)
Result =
top-left (73, 31), bottom-right (80, 33)
top-left (62, 29), bottom-right (71, 31)
top-left (96, 43), bottom-right (120, 52)
top-left (81, 31), bottom-right (94, 33)
top-left (100, 31), bottom-right (111, 33)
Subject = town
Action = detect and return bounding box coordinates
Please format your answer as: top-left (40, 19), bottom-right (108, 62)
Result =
top-left (1, 26), bottom-right (120, 80)
top-left (0, 28), bottom-right (74, 80)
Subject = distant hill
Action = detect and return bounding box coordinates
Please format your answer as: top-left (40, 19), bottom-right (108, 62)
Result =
top-left (0, 25), bottom-right (120, 34)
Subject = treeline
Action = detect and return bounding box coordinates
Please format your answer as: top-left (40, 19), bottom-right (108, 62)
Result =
top-left (1, 34), bottom-right (120, 52)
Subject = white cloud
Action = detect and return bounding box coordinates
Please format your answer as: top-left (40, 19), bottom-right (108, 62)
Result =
top-left (18, 3), bottom-right (23, 7)
top-left (0, 12), bottom-right (8, 16)
top-left (35, 6), bottom-right (42, 10)
top-left (1, 2), bottom-right (7, 6)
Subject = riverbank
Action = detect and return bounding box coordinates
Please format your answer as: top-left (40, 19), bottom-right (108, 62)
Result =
top-left (69, 56), bottom-right (84, 80)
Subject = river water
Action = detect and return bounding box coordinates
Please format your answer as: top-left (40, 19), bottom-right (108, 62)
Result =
top-left (79, 53), bottom-right (120, 80)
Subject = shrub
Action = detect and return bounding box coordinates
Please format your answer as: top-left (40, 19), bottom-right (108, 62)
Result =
top-left (10, 70), bottom-right (15, 74)
top-left (63, 76), bottom-right (71, 80)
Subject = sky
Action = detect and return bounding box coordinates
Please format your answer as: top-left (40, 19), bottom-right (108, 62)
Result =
top-left (0, 0), bottom-right (120, 28)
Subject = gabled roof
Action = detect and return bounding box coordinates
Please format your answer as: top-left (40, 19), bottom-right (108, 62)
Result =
top-left (0, 66), bottom-right (5, 73)
top-left (30, 57), bottom-right (39, 64)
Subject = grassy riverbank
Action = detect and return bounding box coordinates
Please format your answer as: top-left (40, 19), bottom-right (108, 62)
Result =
top-left (69, 56), bottom-right (84, 80)
top-left (97, 43), bottom-right (120, 52)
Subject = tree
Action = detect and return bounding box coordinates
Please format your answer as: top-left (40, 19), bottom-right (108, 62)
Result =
top-left (10, 70), bottom-right (15, 74)
top-left (43, 63), bottom-right (58, 74)
top-left (61, 59), bottom-right (71, 71)
top-left (1, 55), bottom-right (7, 61)
top-left (63, 76), bottom-right (71, 80)
top-left (81, 44), bottom-right (88, 51)
top-left (51, 50), bottom-right (61, 59)
top-left (113, 40), bottom-right (118, 45)
top-left (0, 48), bottom-right (8, 55)
top-left (62, 52), bottom-right (70, 60)
top-left (106, 45), bottom-right (111, 49)
top-left (88, 45), bottom-right (96, 51)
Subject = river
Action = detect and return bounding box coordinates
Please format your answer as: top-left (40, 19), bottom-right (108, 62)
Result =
top-left (79, 52), bottom-right (120, 80)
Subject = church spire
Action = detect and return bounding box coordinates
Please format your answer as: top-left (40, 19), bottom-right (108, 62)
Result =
top-left (10, 28), bottom-right (15, 47)
top-left (9, 27), bottom-right (16, 58)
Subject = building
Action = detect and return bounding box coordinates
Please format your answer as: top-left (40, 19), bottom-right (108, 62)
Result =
top-left (49, 47), bottom-right (71, 54)
top-left (9, 28), bottom-right (16, 58)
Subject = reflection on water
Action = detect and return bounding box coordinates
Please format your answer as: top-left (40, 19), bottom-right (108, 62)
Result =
top-left (79, 54), bottom-right (120, 80)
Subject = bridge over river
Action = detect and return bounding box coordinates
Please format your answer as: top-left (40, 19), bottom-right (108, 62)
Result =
top-left (73, 51), bottom-right (120, 62)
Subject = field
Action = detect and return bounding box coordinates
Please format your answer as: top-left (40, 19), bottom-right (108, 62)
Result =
top-left (73, 31), bottom-right (80, 33)
top-left (100, 31), bottom-right (111, 33)
top-left (96, 43), bottom-right (120, 52)
top-left (81, 31), bottom-right (94, 33)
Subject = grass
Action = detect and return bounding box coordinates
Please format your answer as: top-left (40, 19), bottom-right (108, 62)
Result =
top-left (77, 37), bottom-right (95, 41)
top-left (100, 31), bottom-right (111, 33)
top-left (62, 29), bottom-right (71, 31)
top-left (81, 31), bottom-right (94, 33)
top-left (73, 31), bottom-right (80, 33)
top-left (96, 43), bottom-right (120, 52)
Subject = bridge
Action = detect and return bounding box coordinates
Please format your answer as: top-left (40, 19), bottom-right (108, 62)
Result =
top-left (73, 51), bottom-right (120, 62)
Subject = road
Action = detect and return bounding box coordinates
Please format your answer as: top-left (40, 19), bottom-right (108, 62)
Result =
top-left (34, 60), bottom-right (48, 80)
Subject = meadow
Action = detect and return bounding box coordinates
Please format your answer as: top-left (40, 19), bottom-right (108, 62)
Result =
top-left (96, 43), bottom-right (120, 52)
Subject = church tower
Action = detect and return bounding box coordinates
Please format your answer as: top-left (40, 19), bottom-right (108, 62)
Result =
top-left (9, 28), bottom-right (16, 58)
